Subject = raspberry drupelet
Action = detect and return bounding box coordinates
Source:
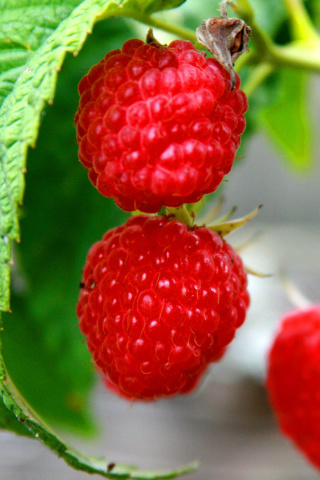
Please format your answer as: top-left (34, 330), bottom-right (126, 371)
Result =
top-left (75, 38), bottom-right (248, 213)
top-left (76, 215), bottom-right (250, 400)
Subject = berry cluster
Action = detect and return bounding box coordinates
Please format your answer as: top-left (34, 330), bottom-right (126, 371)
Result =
top-left (267, 306), bottom-right (320, 470)
top-left (75, 22), bottom-right (251, 401)
top-left (75, 38), bottom-right (247, 213)
top-left (72, 8), bottom-right (318, 474)
top-left (77, 215), bottom-right (249, 400)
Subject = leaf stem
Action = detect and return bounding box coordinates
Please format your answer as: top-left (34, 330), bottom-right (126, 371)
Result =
top-left (109, 9), bottom-right (197, 42)
top-left (108, 2), bottom-right (320, 78)
top-left (242, 62), bottom-right (274, 98)
top-left (233, 48), bottom-right (255, 71)
top-left (104, 0), bottom-right (320, 106)
top-left (235, 7), bottom-right (275, 58)
top-left (281, 0), bottom-right (319, 43)
top-left (165, 206), bottom-right (194, 227)
top-left (233, 0), bottom-right (254, 23)
top-left (269, 41), bottom-right (320, 72)
top-left (233, 0), bottom-right (320, 77)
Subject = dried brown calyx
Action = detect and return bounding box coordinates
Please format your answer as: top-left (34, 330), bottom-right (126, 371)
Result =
top-left (196, 0), bottom-right (251, 89)
top-left (146, 28), bottom-right (162, 45)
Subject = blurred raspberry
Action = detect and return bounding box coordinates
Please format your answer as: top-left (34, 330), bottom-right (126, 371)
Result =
top-left (75, 38), bottom-right (248, 213)
top-left (267, 306), bottom-right (320, 471)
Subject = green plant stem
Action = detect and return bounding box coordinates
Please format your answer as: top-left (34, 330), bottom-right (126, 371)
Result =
top-left (282, 0), bottom-right (319, 42)
top-left (242, 62), bottom-right (274, 98)
top-left (107, 3), bottom-right (320, 81)
top-left (165, 206), bottom-right (193, 227)
top-left (270, 41), bottom-right (320, 72)
top-left (234, 48), bottom-right (255, 72)
top-left (109, 9), bottom-right (197, 42)
top-left (233, 0), bottom-right (320, 73)
top-left (233, 7), bottom-right (275, 58)
top-left (240, 40), bottom-right (320, 98)
top-left (233, 0), bottom-right (254, 23)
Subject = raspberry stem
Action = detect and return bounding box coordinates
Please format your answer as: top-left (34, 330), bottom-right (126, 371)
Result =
top-left (165, 206), bottom-right (194, 228)
top-left (234, 0), bottom-right (320, 76)
top-left (269, 41), bottom-right (320, 72)
top-left (107, 9), bottom-right (197, 43)
top-left (282, 0), bottom-right (319, 43)
top-left (102, 2), bottom-right (320, 103)
top-left (110, 2), bottom-right (320, 78)
top-left (242, 62), bottom-right (274, 98)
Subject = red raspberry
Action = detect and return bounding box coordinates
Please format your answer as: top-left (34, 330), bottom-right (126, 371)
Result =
top-left (75, 38), bottom-right (248, 213)
top-left (76, 215), bottom-right (250, 400)
top-left (266, 306), bottom-right (320, 470)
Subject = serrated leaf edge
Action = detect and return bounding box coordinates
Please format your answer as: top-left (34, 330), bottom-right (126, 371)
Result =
top-left (0, 0), bottom-right (124, 311)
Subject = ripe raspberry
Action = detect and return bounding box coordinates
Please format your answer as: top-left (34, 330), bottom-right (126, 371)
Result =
top-left (266, 306), bottom-right (320, 470)
top-left (75, 38), bottom-right (248, 213)
top-left (76, 215), bottom-right (249, 400)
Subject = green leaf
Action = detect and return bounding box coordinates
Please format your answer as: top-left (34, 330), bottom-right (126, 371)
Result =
top-left (260, 69), bottom-right (314, 172)
top-left (118, 0), bottom-right (186, 14)
top-left (0, 0), bottom-right (113, 310)
top-left (0, 345), bottom-right (198, 479)
top-left (0, 0), bottom-right (129, 435)
top-left (0, 0), bottom-right (179, 312)
top-left (0, 0), bottom-right (82, 107)
top-left (1, 15), bottom-right (130, 434)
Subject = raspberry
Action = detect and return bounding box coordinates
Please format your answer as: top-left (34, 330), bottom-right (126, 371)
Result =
top-left (266, 306), bottom-right (320, 470)
top-left (77, 215), bottom-right (250, 400)
top-left (75, 38), bottom-right (248, 213)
